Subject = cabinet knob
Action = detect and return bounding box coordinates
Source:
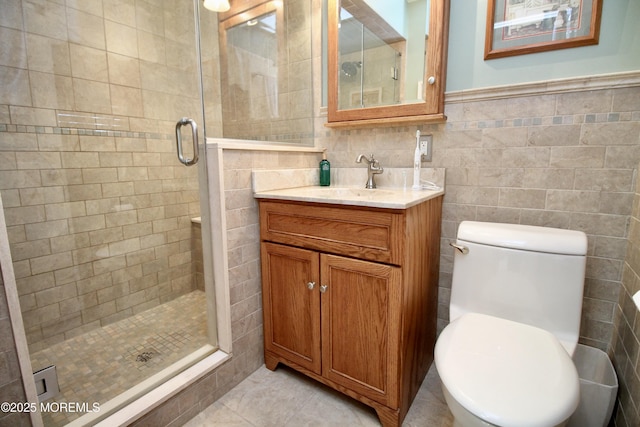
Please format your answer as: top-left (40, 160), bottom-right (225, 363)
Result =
top-left (307, 281), bottom-right (315, 290)
top-left (320, 284), bottom-right (328, 293)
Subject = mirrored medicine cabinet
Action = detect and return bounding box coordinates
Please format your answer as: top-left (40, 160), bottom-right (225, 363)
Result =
top-left (326, 0), bottom-right (450, 128)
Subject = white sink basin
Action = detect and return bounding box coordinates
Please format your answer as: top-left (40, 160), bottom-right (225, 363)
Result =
top-left (254, 186), bottom-right (444, 209)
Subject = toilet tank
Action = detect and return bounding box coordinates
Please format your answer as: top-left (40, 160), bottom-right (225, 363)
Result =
top-left (450, 221), bottom-right (588, 355)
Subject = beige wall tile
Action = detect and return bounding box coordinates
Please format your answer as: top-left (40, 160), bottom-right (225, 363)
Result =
top-left (68, 214), bottom-right (106, 233)
top-left (612, 87), bottom-right (640, 112)
top-left (0, 133), bottom-right (38, 152)
top-left (66, 0), bottom-right (103, 17)
top-left (99, 152), bottom-right (133, 167)
top-left (41, 169), bottom-right (83, 186)
top-left (110, 85), bottom-right (143, 117)
top-left (0, 170), bottom-right (41, 190)
top-left (137, 31), bottom-right (166, 64)
top-left (30, 251), bottom-right (73, 275)
top-left (37, 134), bottom-right (80, 151)
top-left (81, 300), bottom-right (116, 324)
top-left (545, 190), bottom-right (601, 213)
top-left (105, 20), bottom-right (138, 58)
top-left (528, 125), bottom-right (582, 146)
top-left (16, 152), bottom-right (62, 169)
top-left (107, 52), bottom-right (141, 88)
top-left (581, 122), bottom-right (640, 146)
top-left (22, 304), bottom-right (60, 330)
top-left (45, 201), bottom-right (87, 220)
top-left (10, 106), bottom-right (57, 127)
top-left (10, 239), bottom-right (50, 263)
top-left (59, 292), bottom-right (98, 316)
top-left (101, 182), bottom-right (135, 198)
top-left (82, 167), bottom-right (118, 184)
top-left (50, 232), bottom-right (91, 253)
top-left (25, 33), bottom-right (71, 75)
top-left (92, 255), bottom-right (127, 275)
top-left (19, 186), bottom-right (65, 206)
top-left (105, 210), bottom-right (137, 227)
top-left (73, 79), bottom-right (112, 114)
top-left (0, 67), bottom-right (31, 105)
top-left (108, 237), bottom-right (141, 256)
top-left (89, 227), bottom-right (124, 246)
top-left (0, 0), bottom-right (23, 31)
top-left (70, 44), bottom-right (109, 82)
top-left (556, 91), bottom-right (613, 115)
top-left (499, 188), bottom-right (546, 209)
top-left (67, 8), bottom-right (105, 49)
top-left (35, 282), bottom-right (77, 307)
top-left (23, 0), bottom-right (67, 40)
top-left (103, 0), bottom-right (136, 26)
top-left (61, 151), bottom-right (99, 168)
top-left (25, 219), bottom-right (68, 240)
top-left (135, 1), bottom-right (164, 36)
top-left (65, 184), bottom-right (103, 202)
top-left (549, 146), bottom-right (606, 168)
top-left (0, 27), bottom-right (27, 68)
top-left (3, 205), bottom-right (45, 226)
top-left (574, 169), bottom-right (635, 192)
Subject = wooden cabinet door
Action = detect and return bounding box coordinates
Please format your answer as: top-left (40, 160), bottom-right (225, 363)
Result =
top-left (320, 254), bottom-right (402, 407)
top-left (261, 242), bottom-right (321, 374)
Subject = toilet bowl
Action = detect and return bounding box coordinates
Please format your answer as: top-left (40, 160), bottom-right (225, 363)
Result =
top-left (435, 221), bottom-right (588, 427)
top-left (436, 313), bottom-right (579, 427)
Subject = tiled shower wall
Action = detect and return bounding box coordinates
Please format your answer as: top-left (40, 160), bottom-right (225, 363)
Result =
top-left (0, 0), bottom-right (203, 351)
top-left (612, 164), bottom-right (640, 427)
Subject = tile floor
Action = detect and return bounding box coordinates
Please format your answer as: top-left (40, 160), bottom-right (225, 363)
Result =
top-left (186, 363), bottom-right (454, 427)
top-left (30, 290), bottom-right (208, 426)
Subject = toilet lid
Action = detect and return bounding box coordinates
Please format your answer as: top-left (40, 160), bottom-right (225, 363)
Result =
top-left (435, 313), bottom-right (580, 427)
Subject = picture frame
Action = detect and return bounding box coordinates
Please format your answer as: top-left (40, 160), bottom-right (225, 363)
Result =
top-left (484, 0), bottom-right (603, 60)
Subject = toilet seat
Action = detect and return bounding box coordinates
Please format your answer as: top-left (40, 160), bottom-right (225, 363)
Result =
top-left (435, 313), bottom-right (580, 427)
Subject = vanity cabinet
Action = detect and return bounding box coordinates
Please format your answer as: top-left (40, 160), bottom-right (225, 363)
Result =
top-left (258, 196), bottom-right (443, 427)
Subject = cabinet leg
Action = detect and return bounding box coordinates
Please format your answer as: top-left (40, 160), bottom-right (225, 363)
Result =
top-left (264, 352), bottom-right (279, 371)
top-left (375, 405), bottom-right (401, 427)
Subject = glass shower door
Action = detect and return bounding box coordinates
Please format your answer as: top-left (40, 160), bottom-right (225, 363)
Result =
top-left (0, 0), bottom-right (216, 424)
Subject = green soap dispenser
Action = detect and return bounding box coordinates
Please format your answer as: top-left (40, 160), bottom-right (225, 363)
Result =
top-left (319, 150), bottom-right (330, 186)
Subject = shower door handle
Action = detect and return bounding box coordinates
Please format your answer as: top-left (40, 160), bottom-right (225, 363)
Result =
top-left (175, 117), bottom-right (199, 166)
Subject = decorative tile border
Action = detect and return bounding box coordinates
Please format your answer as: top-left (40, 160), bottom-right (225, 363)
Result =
top-left (0, 122), bottom-right (172, 140)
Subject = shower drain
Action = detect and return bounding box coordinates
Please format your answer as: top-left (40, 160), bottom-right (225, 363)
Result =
top-left (136, 349), bottom-right (158, 362)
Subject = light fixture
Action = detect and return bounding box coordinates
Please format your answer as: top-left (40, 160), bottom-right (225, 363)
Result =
top-left (203, 0), bottom-right (230, 12)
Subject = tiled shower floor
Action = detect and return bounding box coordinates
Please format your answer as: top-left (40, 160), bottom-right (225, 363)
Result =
top-left (29, 290), bottom-right (208, 426)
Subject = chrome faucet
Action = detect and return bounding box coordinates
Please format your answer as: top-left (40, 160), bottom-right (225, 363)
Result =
top-left (356, 154), bottom-right (384, 189)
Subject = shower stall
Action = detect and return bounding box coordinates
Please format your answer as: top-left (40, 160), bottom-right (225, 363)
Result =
top-left (0, 0), bottom-right (220, 424)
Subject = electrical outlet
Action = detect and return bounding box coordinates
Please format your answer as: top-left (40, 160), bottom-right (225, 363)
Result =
top-left (419, 134), bottom-right (432, 162)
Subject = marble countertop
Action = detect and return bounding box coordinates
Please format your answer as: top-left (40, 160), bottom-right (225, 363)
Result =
top-left (254, 185), bottom-right (444, 209)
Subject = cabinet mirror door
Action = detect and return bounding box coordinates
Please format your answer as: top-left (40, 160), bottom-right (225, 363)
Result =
top-left (327, 0), bottom-right (450, 127)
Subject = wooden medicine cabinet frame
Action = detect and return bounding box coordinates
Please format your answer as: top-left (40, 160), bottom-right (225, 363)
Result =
top-left (326, 0), bottom-right (450, 128)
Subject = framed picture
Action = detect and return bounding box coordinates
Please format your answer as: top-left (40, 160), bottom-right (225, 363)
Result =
top-left (485, 0), bottom-right (603, 60)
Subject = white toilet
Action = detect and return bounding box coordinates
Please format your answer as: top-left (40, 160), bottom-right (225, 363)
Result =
top-left (435, 221), bottom-right (588, 427)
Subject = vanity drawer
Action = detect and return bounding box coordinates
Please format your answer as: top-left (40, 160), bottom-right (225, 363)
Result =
top-left (258, 200), bottom-right (404, 264)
